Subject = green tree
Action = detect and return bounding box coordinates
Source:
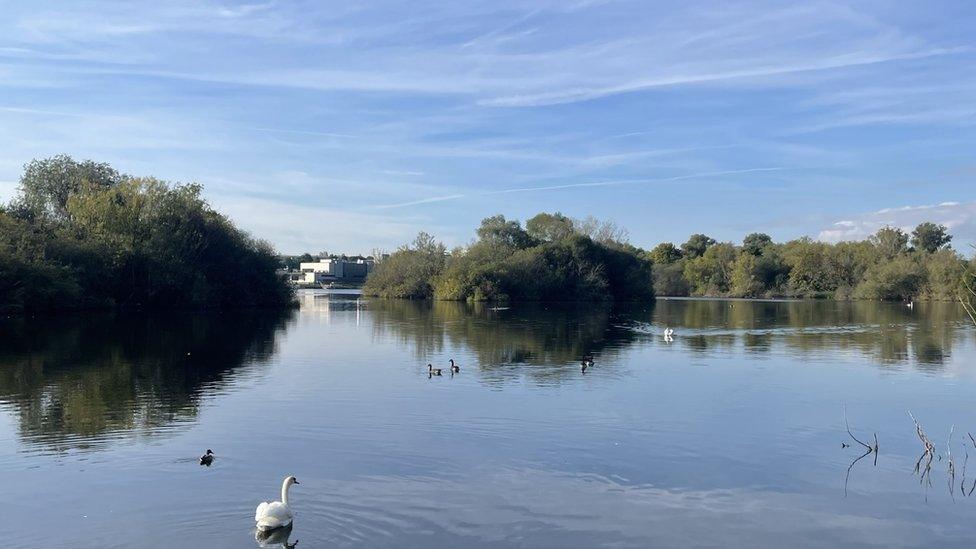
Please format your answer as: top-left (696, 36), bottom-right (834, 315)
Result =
top-left (921, 248), bottom-right (965, 300)
top-left (911, 222), bottom-right (952, 253)
top-left (681, 233), bottom-right (716, 259)
top-left (872, 226), bottom-right (909, 258)
top-left (648, 242), bottom-right (682, 264)
top-left (363, 232), bottom-right (446, 298)
top-left (684, 243), bottom-right (737, 295)
top-left (730, 253), bottom-right (763, 297)
top-left (476, 215), bottom-right (535, 249)
top-left (783, 238), bottom-right (831, 295)
top-left (854, 255), bottom-right (925, 301)
top-left (17, 155), bottom-right (122, 223)
top-left (742, 233), bottom-right (773, 256)
top-left (525, 212), bottom-right (575, 243)
top-left (652, 262), bottom-right (690, 296)
top-left (2, 157), bottom-right (293, 312)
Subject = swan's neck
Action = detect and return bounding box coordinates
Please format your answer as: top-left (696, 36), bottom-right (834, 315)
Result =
top-left (281, 481), bottom-right (291, 505)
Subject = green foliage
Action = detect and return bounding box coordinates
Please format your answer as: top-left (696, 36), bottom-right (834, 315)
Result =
top-left (362, 232), bottom-right (447, 299)
top-left (783, 238), bottom-right (832, 295)
top-left (648, 242), bottom-right (682, 264)
top-left (911, 222), bottom-right (952, 253)
top-left (742, 233), bottom-right (773, 256)
top-left (872, 226), bottom-right (909, 258)
top-left (921, 249), bottom-right (965, 300)
top-left (680, 233), bottom-right (715, 259)
top-left (962, 256), bottom-right (976, 325)
top-left (652, 262), bottom-right (690, 296)
top-left (683, 243), bottom-right (737, 295)
top-left (1, 156), bottom-right (292, 313)
top-left (853, 255), bottom-right (926, 301)
top-left (365, 214), bottom-right (653, 302)
top-left (655, 226), bottom-right (965, 301)
top-left (525, 212), bottom-right (575, 243)
top-left (476, 215), bottom-right (536, 249)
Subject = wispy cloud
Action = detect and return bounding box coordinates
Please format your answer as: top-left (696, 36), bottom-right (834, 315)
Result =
top-left (0, 1), bottom-right (973, 250)
top-left (369, 167), bottom-right (790, 209)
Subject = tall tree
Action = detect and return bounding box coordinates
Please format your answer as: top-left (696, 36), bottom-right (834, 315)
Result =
top-left (872, 226), bottom-right (909, 258)
top-left (525, 212), bottom-right (575, 243)
top-left (910, 222), bottom-right (952, 253)
top-left (648, 242), bottom-right (682, 264)
top-left (17, 155), bottom-right (122, 223)
top-left (476, 215), bottom-right (535, 249)
top-left (742, 233), bottom-right (772, 256)
top-left (680, 233), bottom-right (715, 259)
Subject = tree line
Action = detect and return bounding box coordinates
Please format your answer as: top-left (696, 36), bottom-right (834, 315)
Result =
top-left (0, 155), bottom-right (293, 312)
top-left (363, 213), bottom-right (653, 301)
top-left (365, 212), bottom-right (975, 303)
top-left (653, 224), bottom-right (972, 301)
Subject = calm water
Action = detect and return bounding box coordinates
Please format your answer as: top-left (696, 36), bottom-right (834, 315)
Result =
top-left (2, 292), bottom-right (975, 548)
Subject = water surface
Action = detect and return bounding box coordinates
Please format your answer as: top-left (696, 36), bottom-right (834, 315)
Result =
top-left (1, 293), bottom-right (975, 548)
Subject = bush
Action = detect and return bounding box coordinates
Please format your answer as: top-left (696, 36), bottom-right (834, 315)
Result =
top-left (854, 255), bottom-right (926, 301)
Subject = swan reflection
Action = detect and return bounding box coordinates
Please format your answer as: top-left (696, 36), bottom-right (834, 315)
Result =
top-left (255, 523), bottom-right (298, 548)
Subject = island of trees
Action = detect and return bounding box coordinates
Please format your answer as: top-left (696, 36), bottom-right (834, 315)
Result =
top-left (363, 213), bottom-right (653, 301)
top-left (0, 156), bottom-right (293, 312)
top-left (364, 213), bottom-right (975, 303)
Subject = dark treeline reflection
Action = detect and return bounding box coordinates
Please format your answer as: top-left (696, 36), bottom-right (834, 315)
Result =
top-left (650, 298), bottom-right (971, 368)
top-left (366, 298), bottom-right (649, 384)
top-left (0, 309), bottom-right (293, 452)
top-left (363, 296), bottom-right (973, 378)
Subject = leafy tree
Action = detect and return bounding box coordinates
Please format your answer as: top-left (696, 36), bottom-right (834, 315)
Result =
top-left (476, 215), bottom-right (535, 249)
top-left (17, 155), bottom-right (122, 223)
top-left (911, 222), bottom-right (952, 253)
top-left (363, 232), bottom-right (446, 298)
top-left (683, 243), bottom-right (737, 295)
top-left (920, 248), bottom-right (965, 300)
top-left (648, 242), bottom-right (682, 264)
top-left (742, 233), bottom-right (772, 256)
top-left (854, 255), bottom-right (926, 301)
top-left (872, 226), bottom-right (909, 258)
top-left (1, 156), bottom-right (292, 312)
top-left (783, 238), bottom-right (831, 295)
top-left (730, 253), bottom-right (763, 297)
top-left (652, 262), bottom-right (689, 296)
top-left (525, 212), bottom-right (575, 243)
top-left (680, 233), bottom-right (715, 259)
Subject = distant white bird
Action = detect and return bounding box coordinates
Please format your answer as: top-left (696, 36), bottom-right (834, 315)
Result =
top-left (255, 476), bottom-right (300, 532)
top-left (906, 301), bottom-right (914, 309)
top-left (663, 328), bottom-right (675, 337)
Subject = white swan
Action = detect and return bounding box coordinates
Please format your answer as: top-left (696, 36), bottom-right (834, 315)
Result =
top-left (663, 327), bottom-right (675, 337)
top-left (255, 476), bottom-right (299, 532)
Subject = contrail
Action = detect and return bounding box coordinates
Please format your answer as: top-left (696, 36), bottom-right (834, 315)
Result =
top-left (369, 166), bottom-right (790, 209)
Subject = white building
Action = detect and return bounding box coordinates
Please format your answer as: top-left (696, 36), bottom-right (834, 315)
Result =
top-left (297, 257), bottom-right (374, 284)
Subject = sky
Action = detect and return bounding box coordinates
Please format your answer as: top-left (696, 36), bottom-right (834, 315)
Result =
top-left (0, 0), bottom-right (974, 254)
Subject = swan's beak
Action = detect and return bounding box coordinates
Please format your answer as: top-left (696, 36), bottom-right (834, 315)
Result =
top-left (294, 479), bottom-right (300, 484)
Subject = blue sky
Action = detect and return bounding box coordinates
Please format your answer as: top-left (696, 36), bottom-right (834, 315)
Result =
top-left (1, 0), bottom-right (974, 254)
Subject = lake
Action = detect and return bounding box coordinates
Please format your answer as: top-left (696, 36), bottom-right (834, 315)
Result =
top-left (2, 291), bottom-right (975, 548)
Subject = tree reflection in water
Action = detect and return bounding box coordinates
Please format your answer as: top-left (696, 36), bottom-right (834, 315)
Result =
top-left (0, 309), bottom-right (293, 453)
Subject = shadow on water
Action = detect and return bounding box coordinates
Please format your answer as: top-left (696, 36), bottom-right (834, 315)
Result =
top-left (366, 299), bottom-right (651, 385)
top-left (647, 298), bottom-right (972, 371)
top-left (0, 308), bottom-right (294, 453)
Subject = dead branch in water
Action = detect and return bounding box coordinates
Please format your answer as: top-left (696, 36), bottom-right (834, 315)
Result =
top-left (844, 406), bottom-right (878, 454)
top-left (947, 425), bottom-right (956, 499)
top-left (908, 411), bottom-right (936, 490)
